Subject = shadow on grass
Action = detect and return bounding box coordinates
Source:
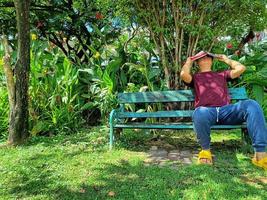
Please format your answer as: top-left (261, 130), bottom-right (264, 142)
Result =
top-left (19, 127), bottom-right (110, 153)
top-left (3, 129), bottom-right (266, 200)
top-left (9, 153), bottom-right (266, 200)
top-left (5, 151), bottom-right (100, 200)
top-left (87, 159), bottom-right (267, 199)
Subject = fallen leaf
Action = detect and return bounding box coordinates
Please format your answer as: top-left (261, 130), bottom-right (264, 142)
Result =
top-left (79, 188), bottom-right (86, 193)
top-left (108, 191), bottom-right (115, 197)
top-left (258, 177), bottom-right (267, 184)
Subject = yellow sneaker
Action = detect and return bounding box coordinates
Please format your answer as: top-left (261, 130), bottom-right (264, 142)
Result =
top-left (252, 157), bottom-right (267, 170)
top-left (198, 150), bottom-right (213, 165)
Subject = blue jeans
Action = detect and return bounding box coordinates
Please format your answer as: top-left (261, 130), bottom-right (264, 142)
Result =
top-left (192, 99), bottom-right (267, 152)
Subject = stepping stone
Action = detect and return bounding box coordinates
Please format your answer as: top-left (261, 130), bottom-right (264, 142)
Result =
top-left (169, 150), bottom-right (180, 154)
top-left (145, 148), bottom-right (196, 168)
top-left (180, 150), bottom-right (192, 158)
top-left (150, 146), bottom-right (158, 151)
top-left (144, 157), bottom-right (156, 163)
top-left (167, 152), bottom-right (180, 161)
top-left (158, 158), bottom-right (169, 162)
top-left (168, 156), bottom-right (180, 161)
top-left (148, 149), bottom-right (168, 157)
top-left (182, 158), bottom-right (192, 165)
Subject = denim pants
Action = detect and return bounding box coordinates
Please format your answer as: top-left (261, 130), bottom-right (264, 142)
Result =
top-left (192, 99), bottom-right (267, 152)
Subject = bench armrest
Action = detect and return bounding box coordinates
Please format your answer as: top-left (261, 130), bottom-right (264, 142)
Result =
top-left (109, 109), bottom-right (120, 126)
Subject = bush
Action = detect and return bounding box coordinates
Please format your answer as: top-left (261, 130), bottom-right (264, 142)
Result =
top-left (0, 85), bottom-right (8, 140)
top-left (29, 40), bottom-right (85, 136)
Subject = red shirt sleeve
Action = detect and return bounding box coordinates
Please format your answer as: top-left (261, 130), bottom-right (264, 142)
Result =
top-left (224, 70), bottom-right (232, 81)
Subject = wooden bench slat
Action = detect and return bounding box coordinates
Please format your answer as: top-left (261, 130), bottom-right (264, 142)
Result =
top-left (114, 123), bottom-right (246, 129)
top-left (118, 90), bottom-right (194, 103)
top-left (230, 87), bottom-right (248, 99)
top-left (118, 87), bottom-right (248, 103)
top-left (117, 110), bottom-right (193, 118)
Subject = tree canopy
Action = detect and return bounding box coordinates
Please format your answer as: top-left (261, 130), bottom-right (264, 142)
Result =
top-left (110, 0), bottom-right (267, 88)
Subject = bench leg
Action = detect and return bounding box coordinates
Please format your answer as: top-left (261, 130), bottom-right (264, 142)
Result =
top-left (109, 109), bottom-right (116, 150)
top-left (241, 128), bottom-right (251, 145)
top-left (109, 125), bottom-right (114, 150)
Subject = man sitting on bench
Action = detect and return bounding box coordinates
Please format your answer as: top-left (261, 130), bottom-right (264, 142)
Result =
top-left (180, 51), bottom-right (267, 170)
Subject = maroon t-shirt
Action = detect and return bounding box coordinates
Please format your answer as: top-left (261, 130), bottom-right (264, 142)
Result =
top-left (190, 70), bottom-right (232, 108)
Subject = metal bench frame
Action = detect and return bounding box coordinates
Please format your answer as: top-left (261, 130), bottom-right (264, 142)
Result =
top-left (109, 87), bottom-right (249, 149)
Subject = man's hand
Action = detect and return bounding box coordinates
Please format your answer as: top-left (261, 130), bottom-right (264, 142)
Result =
top-left (186, 57), bottom-right (193, 65)
top-left (216, 54), bottom-right (229, 62)
top-left (180, 57), bottom-right (193, 84)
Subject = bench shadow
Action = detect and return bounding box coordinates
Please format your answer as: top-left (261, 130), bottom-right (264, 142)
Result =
top-left (117, 129), bottom-right (248, 152)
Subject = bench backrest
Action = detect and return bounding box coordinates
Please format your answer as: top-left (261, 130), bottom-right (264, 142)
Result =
top-left (118, 87), bottom-right (248, 104)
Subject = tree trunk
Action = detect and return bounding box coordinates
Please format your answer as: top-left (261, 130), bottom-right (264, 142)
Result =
top-left (4, 0), bottom-right (31, 145)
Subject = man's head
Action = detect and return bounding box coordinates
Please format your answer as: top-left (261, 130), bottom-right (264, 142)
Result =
top-left (191, 51), bottom-right (215, 71)
top-left (196, 55), bottom-right (213, 70)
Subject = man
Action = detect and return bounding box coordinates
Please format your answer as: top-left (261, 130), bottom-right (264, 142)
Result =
top-left (180, 51), bottom-right (267, 170)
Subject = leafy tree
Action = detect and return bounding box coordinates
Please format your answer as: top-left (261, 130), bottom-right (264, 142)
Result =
top-left (0, 0), bottom-right (123, 65)
top-left (0, 0), bottom-right (127, 133)
top-left (113, 0), bottom-right (267, 89)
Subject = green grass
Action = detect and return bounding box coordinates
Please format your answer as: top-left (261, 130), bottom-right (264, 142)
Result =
top-left (0, 127), bottom-right (266, 200)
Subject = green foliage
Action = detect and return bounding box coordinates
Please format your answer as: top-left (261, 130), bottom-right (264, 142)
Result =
top-left (239, 40), bottom-right (267, 86)
top-left (238, 39), bottom-right (267, 107)
top-left (78, 64), bottom-right (118, 119)
top-left (1, 23), bottom-right (162, 136)
top-left (0, 0), bottom-right (17, 38)
top-left (31, 0), bottom-right (122, 65)
top-left (124, 61), bottom-right (161, 92)
top-left (0, 44), bottom-right (8, 139)
top-left (29, 40), bottom-right (84, 136)
top-left (77, 28), bottom-right (164, 117)
top-left (0, 0), bottom-right (123, 66)
top-left (1, 0), bottom-right (266, 137)
top-left (0, 86), bottom-right (8, 139)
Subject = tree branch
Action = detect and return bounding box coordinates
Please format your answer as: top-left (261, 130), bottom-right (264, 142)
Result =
top-left (1, 35), bottom-right (15, 110)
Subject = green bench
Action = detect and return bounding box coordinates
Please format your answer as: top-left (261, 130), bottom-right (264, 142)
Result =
top-left (109, 87), bottom-right (249, 149)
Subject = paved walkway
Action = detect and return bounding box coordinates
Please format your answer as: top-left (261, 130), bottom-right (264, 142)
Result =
top-left (144, 146), bottom-right (199, 168)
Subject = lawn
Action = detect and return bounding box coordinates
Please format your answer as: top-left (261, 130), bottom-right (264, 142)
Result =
top-left (0, 127), bottom-right (266, 200)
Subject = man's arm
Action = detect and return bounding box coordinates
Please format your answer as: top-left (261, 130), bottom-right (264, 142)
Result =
top-left (180, 57), bottom-right (193, 83)
top-left (217, 54), bottom-right (246, 79)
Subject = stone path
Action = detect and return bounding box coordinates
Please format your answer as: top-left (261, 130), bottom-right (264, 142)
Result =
top-left (144, 146), bottom-right (199, 169)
